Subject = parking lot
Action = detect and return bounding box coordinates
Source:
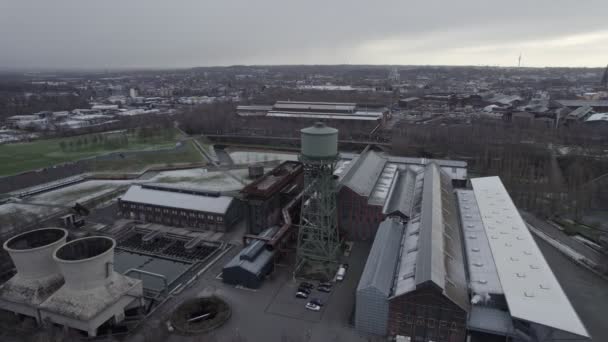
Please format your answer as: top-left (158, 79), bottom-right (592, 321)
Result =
top-left (266, 277), bottom-right (334, 322)
top-left (129, 241), bottom-right (381, 342)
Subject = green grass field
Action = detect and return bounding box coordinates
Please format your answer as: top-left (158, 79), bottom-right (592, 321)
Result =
top-left (89, 140), bottom-right (205, 173)
top-left (0, 128), bottom-right (185, 176)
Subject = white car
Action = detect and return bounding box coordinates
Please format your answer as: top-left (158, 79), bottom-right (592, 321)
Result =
top-left (336, 266), bottom-right (346, 281)
top-left (305, 302), bottom-right (321, 311)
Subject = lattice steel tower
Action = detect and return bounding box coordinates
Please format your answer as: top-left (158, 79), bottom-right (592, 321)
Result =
top-left (296, 122), bottom-right (341, 270)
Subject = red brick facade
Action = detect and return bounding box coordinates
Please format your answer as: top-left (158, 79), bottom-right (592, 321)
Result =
top-left (388, 284), bottom-right (467, 342)
top-left (337, 186), bottom-right (384, 241)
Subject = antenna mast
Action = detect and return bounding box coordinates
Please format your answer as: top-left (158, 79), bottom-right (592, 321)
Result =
top-left (518, 53), bottom-right (522, 68)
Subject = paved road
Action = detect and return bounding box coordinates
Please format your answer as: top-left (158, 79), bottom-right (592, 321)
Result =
top-left (521, 211), bottom-right (604, 265)
top-left (535, 236), bottom-right (608, 341)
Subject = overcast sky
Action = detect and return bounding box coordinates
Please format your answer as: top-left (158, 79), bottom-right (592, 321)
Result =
top-left (1, 0), bottom-right (608, 69)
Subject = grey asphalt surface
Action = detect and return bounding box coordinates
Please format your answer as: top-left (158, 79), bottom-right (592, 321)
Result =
top-left (128, 241), bottom-right (380, 342)
top-left (535, 236), bottom-right (608, 342)
top-left (520, 211), bottom-right (605, 265)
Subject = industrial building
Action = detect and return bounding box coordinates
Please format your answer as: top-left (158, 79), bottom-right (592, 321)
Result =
top-left (241, 161), bottom-right (303, 235)
top-left (555, 99), bottom-right (608, 112)
top-left (222, 227), bottom-right (277, 289)
top-left (337, 148), bottom-right (467, 240)
top-left (355, 163), bottom-right (469, 341)
top-left (0, 229), bottom-right (143, 337)
top-left (118, 184), bottom-right (242, 232)
top-left (355, 172), bottom-right (590, 341)
top-left (457, 177), bottom-right (589, 341)
top-left (237, 100), bottom-right (389, 133)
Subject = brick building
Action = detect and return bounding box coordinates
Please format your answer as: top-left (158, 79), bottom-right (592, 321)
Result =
top-left (118, 184), bottom-right (242, 232)
top-left (355, 164), bottom-right (469, 341)
top-left (337, 149), bottom-right (467, 241)
top-left (241, 161), bottom-right (303, 235)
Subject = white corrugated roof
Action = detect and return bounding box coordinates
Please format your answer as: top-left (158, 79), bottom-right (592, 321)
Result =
top-left (456, 190), bottom-right (503, 295)
top-left (121, 185), bottom-right (233, 214)
top-left (471, 177), bottom-right (589, 338)
top-left (585, 113), bottom-right (608, 122)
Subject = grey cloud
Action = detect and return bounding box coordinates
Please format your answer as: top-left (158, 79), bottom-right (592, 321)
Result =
top-left (0, 0), bottom-right (607, 69)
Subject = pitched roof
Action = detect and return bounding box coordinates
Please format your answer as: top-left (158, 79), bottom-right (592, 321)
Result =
top-left (121, 185), bottom-right (233, 214)
top-left (382, 168), bottom-right (420, 218)
top-left (340, 150), bottom-right (387, 197)
top-left (357, 218), bottom-right (404, 296)
top-left (392, 164), bottom-right (469, 311)
top-left (224, 227), bottom-right (277, 275)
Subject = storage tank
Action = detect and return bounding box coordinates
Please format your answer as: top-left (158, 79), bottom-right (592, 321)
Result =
top-left (53, 236), bottom-right (116, 291)
top-left (3, 227), bottom-right (68, 280)
top-left (300, 122), bottom-right (338, 160)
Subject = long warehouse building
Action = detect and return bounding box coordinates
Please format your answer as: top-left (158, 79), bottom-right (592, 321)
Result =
top-left (355, 173), bottom-right (590, 341)
top-left (118, 184), bottom-right (242, 232)
top-left (356, 163), bottom-right (469, 341)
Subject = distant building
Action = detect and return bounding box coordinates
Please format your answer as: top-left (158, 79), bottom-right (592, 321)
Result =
top-left (236, 105), bottom-right (273, 117)
top-left (585, 113), bottom-right (608, 125)
top-left (91, 104), bottom-right (119, 111)
top-left (118, 184), bottom-right (242, 232)
top-left (564, 106), bottom-right (594, 123)
top-left (236, 100), bottom-right (389, 133)
top-left (398, 97), bottom-right (420, 109)
top-left (129, 88), bottom-right (138, 98)
top-left (556, 99), bottom-right (608, 112)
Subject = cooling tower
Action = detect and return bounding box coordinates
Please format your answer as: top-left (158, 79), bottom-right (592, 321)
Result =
top-left (0, 228), bottom-right (68, 320)
top-left (3, 227), bottom-right (68, 280)
top-left (53, 236), bottom-right (116, 291)
top-left (40, 236), bottom-right (143, 337)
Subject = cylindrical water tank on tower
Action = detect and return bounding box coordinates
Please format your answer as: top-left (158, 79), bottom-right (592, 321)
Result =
top-left (3, 227), bottom-right (68, 280)
top-left (300, 122), bottom-right (338, 160)
top-left (53, 236), bottom-right (116, 292)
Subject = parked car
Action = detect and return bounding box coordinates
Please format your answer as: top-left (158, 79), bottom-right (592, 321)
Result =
top-left (299, 281), bottom-right (314, 289)
top-left (298, 287), bottom-right (311, 294)
top-left (296, 291), bottom-right (309, 299)
top-left (305, 302), bottom-right (321, 311)
top-left (309, 298), bottom-right (324, 306)
top-left (336, 266), bottom-right (346, 281)
top-left (319, 282), bottom-right (333, 288)
top-left (317, 285), bottom-right (331, 293)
